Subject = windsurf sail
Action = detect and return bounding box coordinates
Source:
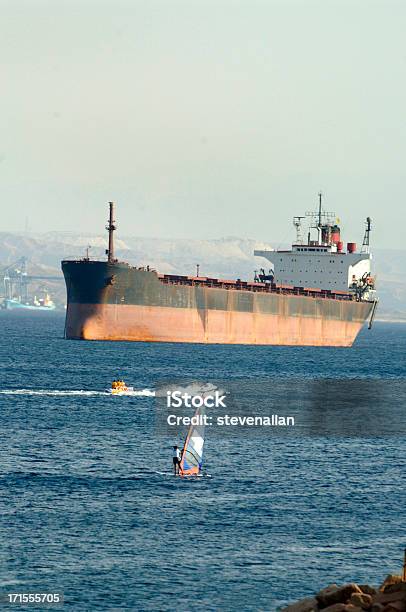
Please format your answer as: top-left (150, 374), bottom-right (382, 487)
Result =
top-left (179, 406), bottom-right (205, 476)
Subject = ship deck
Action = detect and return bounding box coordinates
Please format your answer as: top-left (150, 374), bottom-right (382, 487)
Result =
top-left (157, 272), bottom-right (363, 302)
top-left (62, 258), bottom-right (372, 304)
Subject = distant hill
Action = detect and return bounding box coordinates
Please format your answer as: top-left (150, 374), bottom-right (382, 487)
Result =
top-left (0, 232), bottom-right (404, 319)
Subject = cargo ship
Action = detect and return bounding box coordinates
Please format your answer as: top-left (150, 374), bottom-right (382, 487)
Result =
top-left (62, 198), bottom-right (378, 346)
top-left (2, 293), bottom-right (56, 312)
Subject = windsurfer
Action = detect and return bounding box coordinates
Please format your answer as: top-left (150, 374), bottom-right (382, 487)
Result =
top-left (172, 445), bottom-right (182, 475)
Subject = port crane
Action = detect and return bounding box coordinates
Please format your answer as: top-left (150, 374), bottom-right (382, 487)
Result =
top-left (1, 257), bottom-right (62, 301)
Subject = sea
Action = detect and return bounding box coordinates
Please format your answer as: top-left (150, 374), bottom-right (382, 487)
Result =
top-left (0, 313), bottom-right (405, 611)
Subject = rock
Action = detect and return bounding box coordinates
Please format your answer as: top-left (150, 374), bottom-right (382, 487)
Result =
top-left (359, 586), bottom-right (378, 597)
top-left (382, 603), bottom-right (406, 612)
top-left (378, 596), bottom-right (406, 605)
top-left (281, 597), bottom-right (319, 612)
top-left (345, 606), bottom-right (364, 612)
top-left (350, 592), bottom-right (373, 609)
top-left (380, 576), bottom-right (403, 592)
top-left (371, 605), bottom-right (385, 612)
top-left (375, 587), bottom-right (406, 606)
top-left (382, 584), bottom-right (406, 597)
top-left (317, 585), bottom-right (339, 602)
top-left (322, 605), bottom-right (348, 612)
top-left (317, 584), bottom-right (363, 607)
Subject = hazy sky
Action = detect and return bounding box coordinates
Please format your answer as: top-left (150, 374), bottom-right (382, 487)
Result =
top-left (1, 0), bottom-right (406, 248)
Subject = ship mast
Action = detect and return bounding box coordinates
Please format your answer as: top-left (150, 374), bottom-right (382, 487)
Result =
top-left (305, 192), bottom-right (335, 245)
top-left (293, 216), bottom-right (305, 244)
top-left (106, 201), bottom-right (116, 263)
top-left (317, 191), bottom-right (322, 244)
top-left (361, 216), bottom-right (372, 254)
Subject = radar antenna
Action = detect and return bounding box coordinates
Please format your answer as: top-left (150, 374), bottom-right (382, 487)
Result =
top-left (305, 192), bottom-right (336, 245)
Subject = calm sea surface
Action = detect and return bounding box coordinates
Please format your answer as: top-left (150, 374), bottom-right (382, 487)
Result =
top-left (0, 313), bottom-right (405, 611)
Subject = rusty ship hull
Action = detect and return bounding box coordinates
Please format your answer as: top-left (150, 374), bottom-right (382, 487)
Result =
top-left (62, 260), bottom-right (374, 347)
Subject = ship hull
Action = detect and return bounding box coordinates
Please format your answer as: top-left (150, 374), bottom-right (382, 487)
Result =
top-left (62, 261), bottom-right (374, 347)
top-left (3, 299), bottom-right (56, 312)
top-left (65, 302), bottom-right (369, 346)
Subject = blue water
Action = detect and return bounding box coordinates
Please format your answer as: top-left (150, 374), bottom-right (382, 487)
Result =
top-left (0, 313), bottom-right (405, 611)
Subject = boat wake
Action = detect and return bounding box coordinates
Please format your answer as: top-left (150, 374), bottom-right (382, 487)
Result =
top-left (109, 388), bottom-right (156, 397)
top-left (0, 388), bottom-right (156, 397)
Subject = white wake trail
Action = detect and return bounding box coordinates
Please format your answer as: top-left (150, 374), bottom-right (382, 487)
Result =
top-left (0, 388), bottom-right (156, 397)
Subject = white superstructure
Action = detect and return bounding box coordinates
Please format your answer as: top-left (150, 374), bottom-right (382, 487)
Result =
top-left (254, 195), bottom-right (376, 301)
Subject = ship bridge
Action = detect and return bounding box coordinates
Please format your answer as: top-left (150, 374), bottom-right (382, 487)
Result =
top-left (255, 246), bottom-right (372, 294)
top-left (255, 196), bottom-right (375, 300)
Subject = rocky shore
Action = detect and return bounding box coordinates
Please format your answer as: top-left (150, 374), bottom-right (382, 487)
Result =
top-left (282, 574), bottom-right (406, 612)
